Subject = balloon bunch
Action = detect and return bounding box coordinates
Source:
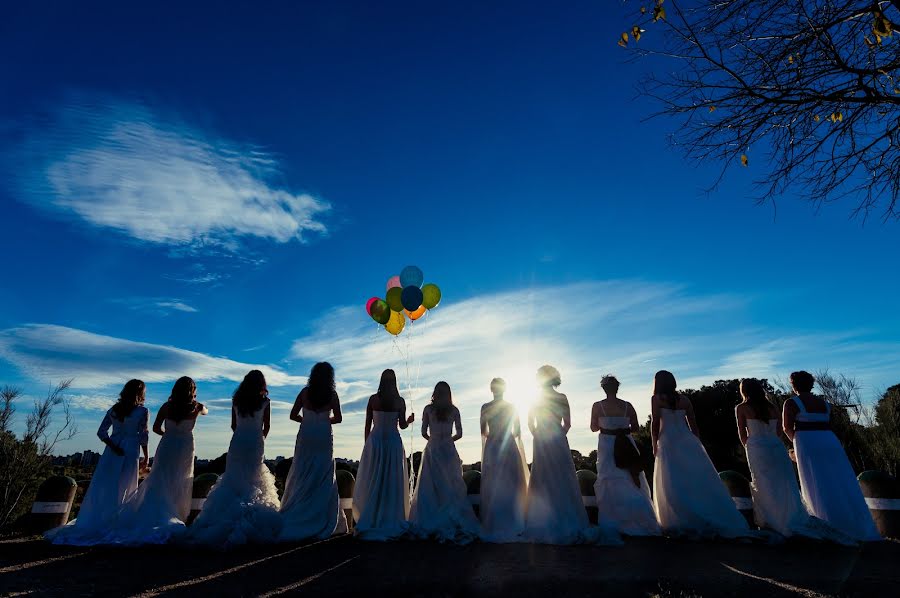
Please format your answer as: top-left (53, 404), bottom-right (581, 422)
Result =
top-left (366, 265), bottom-right (442, 335)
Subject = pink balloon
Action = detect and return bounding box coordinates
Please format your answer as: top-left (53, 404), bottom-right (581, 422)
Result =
top-left (366, 296), bottom-right (379, 315)
top-left (386, 275), bottom-right (401, 292)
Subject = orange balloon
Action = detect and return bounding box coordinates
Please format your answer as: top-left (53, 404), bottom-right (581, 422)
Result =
top-left (405, 305), bottom-right (427, 321)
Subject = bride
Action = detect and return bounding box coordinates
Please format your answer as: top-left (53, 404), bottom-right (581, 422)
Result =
top-left (186, 370), bottom-right (282, 547)
top-left (104, 377), bottom-right (206, 545)
top-left (524, 365), bottom-right (619, 545)
top-left (409, 382), bottom-right (480, 542)
top-left (479, 378), bottom-right (529, 542)
top-left (783, 370), bottom-right (880, 541)
top-left (352, 369), bottom-right (415, 541)
top-left (280, 362), bottom-right (348, 541)
top-left (652, 370), bottom-right (749, 538)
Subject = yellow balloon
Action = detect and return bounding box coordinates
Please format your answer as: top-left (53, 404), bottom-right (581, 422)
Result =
top-left (405, 305), bottom-right (426, 321)
top-left (385, 310), bottom-right (406, 335)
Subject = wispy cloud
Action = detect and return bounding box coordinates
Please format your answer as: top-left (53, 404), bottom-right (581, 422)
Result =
top-left (0, 324), bottom-right (305, 389)
top-left (5, 95), bottom-right (330, 251)
top-left (110, 297), bottom-right (199, 315)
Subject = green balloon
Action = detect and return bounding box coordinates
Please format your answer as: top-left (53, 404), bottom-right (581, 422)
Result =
top-left (370, 299), bottom-right (391, 325)
top-left (386, 286), bottom-right (404, 312)
top-left (422, 283), bottom-right (441, 309)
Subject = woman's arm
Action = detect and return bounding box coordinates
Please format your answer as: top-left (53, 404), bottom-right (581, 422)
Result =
top-left (138, 408), bottom-right (150, 469)
top-left (262, 402), bottom-right (271, 438)
top-left (527, 405), bottom-right (537, 437)
top-left (231, 405), bottom-right (237, 432)
top-left (452, 408), bottom-right (463, 441)
top-left (628, 403), bottom-right (641, 435)
top-left (735, 405), bottom-right (748, 446)
top-left (684, 398), bottom-right (700, 438)
top-left (561, 395), bottom-right (572, 434)
top-left (774, 406), bottom-right (786, 441)
top-left (399, 399), bottom-right (414, 429)
top-left (97, 411), bottom-right (124, 456)
top-left (364, 398), bottom-right (374, 441)
top-left (289, 388), bottom-right (305, 424)
top-left (330, 393), bottom-right (342, 425)
top-left (480, 405), bottom-right (488, 437)
top-left (421, 406), bottom-right (430, 440)
top-left (650, 396), bottom-right (660, 456)
top-left (782, 399), bottom-right (797, 442)
top-left (589, 402), bottom-right (601, 433)
top-left (152, 403), bottom-right (168, 436)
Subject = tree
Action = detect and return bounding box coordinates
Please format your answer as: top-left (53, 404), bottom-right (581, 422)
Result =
top-left (623, 0), bottom-right (900, 220)
top-left (0, 381), bottom-right (77, 529)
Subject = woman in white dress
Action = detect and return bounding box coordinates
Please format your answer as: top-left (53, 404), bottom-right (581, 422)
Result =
top-left (46, 380), bottom-right (150, 545)
top-left (591, 375), bottom-right (660, 536)
top-left (525, 365), bottom-right (618, 545)
top-left (352, 369), bottom-right (415, 541)
top-left (186, 370), bottom-right (282, 547)
top-left (783, 371), bottom-right (880, 542)
top-left (479, 378), bottom-right (529, 542)
top-left (105, 376), bottom-right (206, 545)
top-left (410, 382), bottom-right (480, 542)
top-left (651, 370), bottom-right (749, 538)
top-left (280, 362), bottom-right (348, 541)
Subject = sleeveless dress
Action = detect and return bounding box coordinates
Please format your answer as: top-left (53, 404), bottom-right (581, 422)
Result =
top-left (593, 409), bottom-right (660, 536)
top-left (653, 408), bottom-right (749, 538)
top-left (104, 415), bottom-right (199, 545)
top-left (353, 410), bottom-right (409, 540)
top-left (185, 400), bottom-right (282, 547)
top-left (46, 406), bottom-right (149, 545)
top-left (791, 397), bottom-right (880, 541)
top-left (409, 405), bottom-right (480, 542)
top-left (525, 399), bottom-right (620, 545)
top-left (479, 399), bottom-right (529, 543)
top-left (280, 407), bottom-right (348, 541)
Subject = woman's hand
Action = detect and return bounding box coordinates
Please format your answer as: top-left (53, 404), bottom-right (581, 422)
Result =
top-left (112, 444), bottom-right (125, 457)
top-left (652, 442), bottom-right (658, 457)
top-left (788, 448), bottom-right (797, 463)
top-left (406, 413), bottom-right (415, 425)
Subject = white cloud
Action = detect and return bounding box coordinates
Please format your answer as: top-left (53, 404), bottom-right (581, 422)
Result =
top-left (111, 297), bottom-right (199, 315)
top-left (0, 324), bottom-right (305, 389)
top-left (6, 96), bottom-right (330, 249)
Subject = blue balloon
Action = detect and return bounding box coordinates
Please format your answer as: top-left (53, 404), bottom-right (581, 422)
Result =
top-left (400, 265), bottom-right (424, 288)
top-left (401, 285), bottom-right (424, 311)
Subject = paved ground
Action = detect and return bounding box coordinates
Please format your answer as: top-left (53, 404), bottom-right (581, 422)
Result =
top-left (1, 534), bottom-right (897, 597)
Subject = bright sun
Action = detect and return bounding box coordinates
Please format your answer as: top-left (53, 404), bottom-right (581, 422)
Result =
top-left (499, 365), bottom-right (540, 413)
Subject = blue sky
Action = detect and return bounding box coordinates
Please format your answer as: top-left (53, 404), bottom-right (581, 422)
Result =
top-left (1, 1), bottom-right (898, 462)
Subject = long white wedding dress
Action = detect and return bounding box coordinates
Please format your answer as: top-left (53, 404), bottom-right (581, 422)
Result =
top-left (653, 408), bottom-right (749, 538)
top-left (409, 405), bottom-right (480, 542)
top-left (479, 399), bottom-right (529, 542)
top-left (744, 417), bottom-right (853, 543)
top-left (186, 400), bottom-right (282, 547)
top-left (46, 406), bottom-right (149, 545)
top-left (525, 399), bottom-right (620, 545)
top-left (280, 408), bottom-right (348, 541)
top-left (594, 413), bottom-right (661, 536)
top-left (353, 410), bottom-right (409, 541)
top-left (104, 415), bottom-right (199, 545)
top-left (791, 398), bottom-right (880, 541)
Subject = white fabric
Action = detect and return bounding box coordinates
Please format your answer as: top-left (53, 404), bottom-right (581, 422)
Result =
top-left (185, 400), bottom-right (282, 547)
top-left (479, 399), bottom-right (529, 543)
top-left (104, 417), bottom-right (198, 545)
top-left (280, 408), bottom-right (348, 541)
top-left (46, 406), bottom-right (149, 545)
top-left (524, 398), bottom-right (620, 545)
top-left (409, 405), bottom-right (480, 543)
top-left (653, 408), bottom-right (749, 538)
top-left (593, 415), bottom-right (661, 536)
top-left (352, 410), bottom-right (409, 541)
top-left (792, 397), bottom-right (881, 541)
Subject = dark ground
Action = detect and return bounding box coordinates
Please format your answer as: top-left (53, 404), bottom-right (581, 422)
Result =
top-left (1, 534), bottom-right (898, 597)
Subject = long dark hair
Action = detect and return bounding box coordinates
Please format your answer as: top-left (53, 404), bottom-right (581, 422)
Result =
top-left (653, 370), bottom-right (679, 409)
top-left (306, 362), bottom-right (336, 409)
top-left (377, 369), bottom-right (401, 412)
top-left (740, 378), bottom-right (772, 423)
top-left (112, 379), bottom-right (145, 421)
top-left (167, 376), bottom-right (197, 422)
top-left (431, 381), bottom-right (453, 422)
top-left (233, 370), bottom-right (268, 417)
